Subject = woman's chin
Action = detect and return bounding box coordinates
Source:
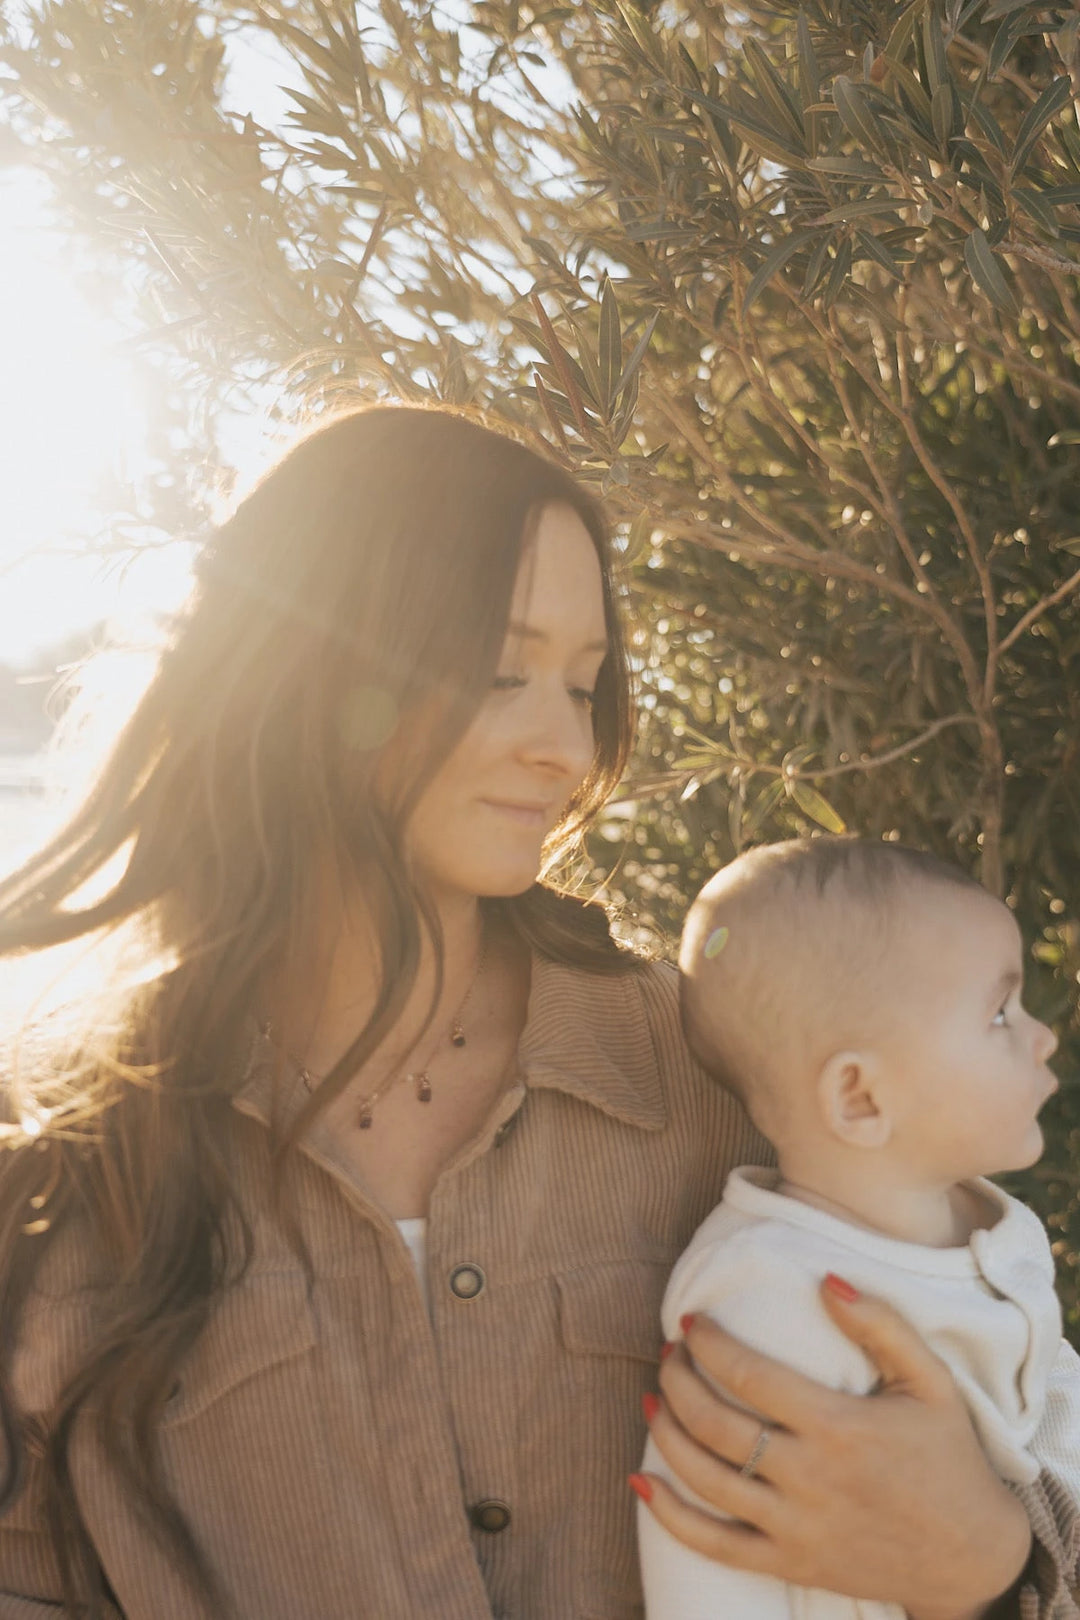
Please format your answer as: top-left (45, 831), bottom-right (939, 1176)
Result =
top-left (476, 865), bottom-right (544, 899)
top-left (457, 841), bottom-right (547, 898)
top-left (418, 858), bottom-right (543, 904)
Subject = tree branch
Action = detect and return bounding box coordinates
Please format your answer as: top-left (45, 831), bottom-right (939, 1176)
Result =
top-left (997, 563), bottom-right (1080, 656)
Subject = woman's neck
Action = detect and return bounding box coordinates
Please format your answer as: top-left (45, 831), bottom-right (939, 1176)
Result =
top-left (263, 861), bottom-right (487, 1078)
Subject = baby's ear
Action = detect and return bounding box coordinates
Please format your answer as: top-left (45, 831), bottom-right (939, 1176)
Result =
top-left (816, 1051), bottom-right (892, 1148)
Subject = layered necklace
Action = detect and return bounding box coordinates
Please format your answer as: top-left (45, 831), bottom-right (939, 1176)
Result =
top-left (262, 936), bottom-right (486, 1130)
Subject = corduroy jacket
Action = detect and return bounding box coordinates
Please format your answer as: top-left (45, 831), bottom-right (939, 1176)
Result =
top-left (1, 957), bottom-right (1077, 1618)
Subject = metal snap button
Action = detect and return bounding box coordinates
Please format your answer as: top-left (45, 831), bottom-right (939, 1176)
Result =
top-left (449, 1263), bottom-right (486, 1300)
top-left (470, 1498), bottom-right (511, 1533)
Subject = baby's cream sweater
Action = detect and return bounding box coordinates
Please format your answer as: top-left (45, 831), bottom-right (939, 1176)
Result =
top-left (639, 1165), bottom-right (1080, 1620)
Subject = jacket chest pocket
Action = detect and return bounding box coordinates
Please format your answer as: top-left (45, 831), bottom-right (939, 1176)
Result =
top-left (558, 1261), bottom-right (667, 1364)
top-left (556, 1260), bottom-right (669, 1618)
top-left (153, 1270), bottom-right (336, 1605)
top-left (161, 1272), bottom-right (317, 1431)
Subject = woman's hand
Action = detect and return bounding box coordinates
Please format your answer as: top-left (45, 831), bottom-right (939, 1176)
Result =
top-left (637, 1278), bottom-right (1031, 1620)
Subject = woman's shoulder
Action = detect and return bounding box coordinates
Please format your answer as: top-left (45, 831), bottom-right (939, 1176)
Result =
top-left (613, 954), bottom-right (695, 1077)
top-left (530, 947), bottom-right (683, 1054)
top-left (532, 949), bottom-right (768, 1142)
top-left (623, 951), bottom-right (681, 1018)
top-left (545, 949), bottom-right (692, 1075)
top-left (621, 958), bottom-right (773, 1163)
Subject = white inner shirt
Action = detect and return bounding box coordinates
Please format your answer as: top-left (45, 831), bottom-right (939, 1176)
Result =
top-left (395, 1217), bottom-right (430, 1314)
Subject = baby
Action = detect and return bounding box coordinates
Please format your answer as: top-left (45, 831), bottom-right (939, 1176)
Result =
top-left (638, 835), bottom-right (1080, 1619)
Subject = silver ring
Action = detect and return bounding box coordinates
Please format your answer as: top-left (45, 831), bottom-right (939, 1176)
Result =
top-left (739, 1425), bottom-right (771, 1479)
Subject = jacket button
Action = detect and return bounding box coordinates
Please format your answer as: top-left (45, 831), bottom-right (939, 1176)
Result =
top-left (449, 1263), bottom-right (486, 1300)
top-left (470, 1499), bottom-right (511, 1533)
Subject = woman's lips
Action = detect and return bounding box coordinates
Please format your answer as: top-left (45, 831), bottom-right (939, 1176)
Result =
top-left (481, 798), bottom-right (555, 828)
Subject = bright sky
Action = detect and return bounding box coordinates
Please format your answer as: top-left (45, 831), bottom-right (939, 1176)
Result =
top-left (0, 170), bottom-right (200, 665)
top-left (0, 20), bottom-right (302, 671)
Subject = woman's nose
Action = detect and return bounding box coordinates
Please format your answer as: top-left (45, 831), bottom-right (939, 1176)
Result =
top-left (521, 689), bottom-right (594, 781)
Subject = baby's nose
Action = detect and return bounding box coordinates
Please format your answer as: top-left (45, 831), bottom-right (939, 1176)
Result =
top-left (1035, 1018), bottom-right (1058, 1063)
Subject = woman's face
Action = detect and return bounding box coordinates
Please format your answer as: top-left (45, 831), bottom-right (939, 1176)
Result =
top-left (404, 502), bottom-right (610, 901)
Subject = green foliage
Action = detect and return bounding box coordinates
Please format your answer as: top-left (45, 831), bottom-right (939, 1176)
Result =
top-left (3, 0), bottom-right (1080, 1320)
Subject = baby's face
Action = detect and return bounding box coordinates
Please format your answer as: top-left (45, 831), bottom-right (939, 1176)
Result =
top-left (878, 886), bottom-right (1058, 1180)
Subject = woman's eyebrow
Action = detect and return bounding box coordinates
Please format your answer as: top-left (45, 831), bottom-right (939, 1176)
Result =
top-left (506, 619), bottom-right (609, 653)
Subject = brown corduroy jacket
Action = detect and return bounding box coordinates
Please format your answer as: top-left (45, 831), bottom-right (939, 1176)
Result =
top-left (1, 957), bottom-right (1077, 1619)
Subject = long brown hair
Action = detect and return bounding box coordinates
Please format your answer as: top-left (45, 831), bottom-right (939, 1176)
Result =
top-left (0, 404), bottom-right (638, 1615)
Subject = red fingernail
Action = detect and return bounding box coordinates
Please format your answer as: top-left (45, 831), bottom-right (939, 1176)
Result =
top-left (642, 1392), bottom-right (660, 1424)
top-left (824, 1272), bottom-right (859, 1303)
top-left (628, 1473), bottom-right (654, 1503)
top-left (679, 1313), bottom-right (695, 1335)
top-left (659, 1340), bottom-right (674, 1362)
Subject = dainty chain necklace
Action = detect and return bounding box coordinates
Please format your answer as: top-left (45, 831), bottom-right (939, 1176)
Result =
top-left (262, 937), bottom-right (486, 1130)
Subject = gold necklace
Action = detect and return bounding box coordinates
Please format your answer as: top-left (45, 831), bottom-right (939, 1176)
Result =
top-left (263, 937), bottom-right (486, 1130)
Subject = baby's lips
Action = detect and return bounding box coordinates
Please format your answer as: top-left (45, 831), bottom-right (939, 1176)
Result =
top-left (1030, 1074), bottom-right (1059, 1118)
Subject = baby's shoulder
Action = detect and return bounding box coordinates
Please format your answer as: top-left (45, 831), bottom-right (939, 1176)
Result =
top-left (659, 1196), bottom-right (880, 1392)
top-left (666, 1196), bottom-right (840, 1298)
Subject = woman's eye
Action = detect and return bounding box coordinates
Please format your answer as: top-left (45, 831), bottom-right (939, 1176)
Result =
top-left (492, 675), bottom-right (525, 692)
top-left (992, 1007), bottom-right (1009, 1028)
top-left (570, 687), bottom-right (596, 708)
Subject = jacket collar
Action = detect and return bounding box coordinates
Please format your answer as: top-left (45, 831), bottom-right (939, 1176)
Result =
top-left (516, 954), bottom-right (667, 1132)
top-left (234, 952), bottom-right (668, 1135)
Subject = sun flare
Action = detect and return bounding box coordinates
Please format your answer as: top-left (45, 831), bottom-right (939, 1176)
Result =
top-left (0, 170), bottom-right (187, 667)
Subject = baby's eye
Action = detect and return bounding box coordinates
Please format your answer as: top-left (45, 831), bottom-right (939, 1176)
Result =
top-left (492, 674), bottom-right (525, 692)
top-left (991, 1006), bottom-right (1009, 1028)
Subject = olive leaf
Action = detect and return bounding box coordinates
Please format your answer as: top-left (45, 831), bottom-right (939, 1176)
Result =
top-left (797, 12), bottom-right (820, 108)
top-left (964, 227), bottom-right (1019, 314)
top-left (832, 75), bottom-right (893, 158)
top-left (786, 780), bottom-right (848, 833)
top-left (1011, 75), bottom-right (1072, 176)
top-left (742, 779), bottom-right (788, 840)
top-left (598, 277), bottom-right (623, 414)
top-left (742, 229), bottom-right (819, 314)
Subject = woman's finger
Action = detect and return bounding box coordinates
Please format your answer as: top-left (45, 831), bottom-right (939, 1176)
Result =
top-left (678, 1312), bottom-right (845, 1436)
top-left (646, 1394), bottom-right (785, 1532)
top-left (657, 1340), bottom-right (783, 1477)
top-left (632, 1472), bottom-right (783, 1578)
top-left (818, 1277), bottom-right (957, 1402)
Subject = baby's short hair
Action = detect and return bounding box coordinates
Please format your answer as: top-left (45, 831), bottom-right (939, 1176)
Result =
top-left (679, 836), bottom-right (983, 1117)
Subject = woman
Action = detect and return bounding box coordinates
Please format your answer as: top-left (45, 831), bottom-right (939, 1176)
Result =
top-left (0, 404), bottom-right (1069, 1619)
